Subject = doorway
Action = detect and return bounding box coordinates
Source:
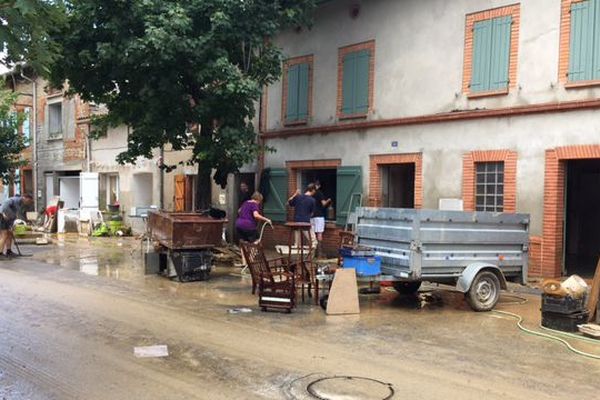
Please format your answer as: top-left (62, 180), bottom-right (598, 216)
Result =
top-left (381, 164), bottom-right (415, 208)
top-left (565, 159), bottom-right (600, 277)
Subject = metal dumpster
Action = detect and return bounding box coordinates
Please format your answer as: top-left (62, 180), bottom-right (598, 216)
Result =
top-left (354, 207), bottom-right (529, 311)
top-left (148, 211), bottom-right (227, 282)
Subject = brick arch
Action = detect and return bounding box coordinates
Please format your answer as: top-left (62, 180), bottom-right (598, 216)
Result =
top-left (542, 145), bottom-right (600, 277)
top-left (368, 153), bottom-right (423, 208)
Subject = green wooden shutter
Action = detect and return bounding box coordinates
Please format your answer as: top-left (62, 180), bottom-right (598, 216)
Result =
top-left (336, 166), bottom-right (362, 226)
top-left (297, 63), bottom-right (309, 120)
top-left (569, 0), bottom-right (595, 82)
top-left (342, 52), bottom-right (356, 114)
top-left (286, 64), bottom-right (299, 121)
top-left (489, 16), bottom-right (512, 90)
top-left (471, 19), bottom-right (493, 92)
top-left (263, 168), bottom-right (289, 222)
top-left (354, 50), bottom-right (370, 114)
top-left (593, 0), bottom-right (600, 79)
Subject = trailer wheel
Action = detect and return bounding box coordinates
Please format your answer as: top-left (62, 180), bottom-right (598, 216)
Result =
top-left (466, 271), bottom-right (500, 311)
top-left (392, 281), bottom-right (422, 295)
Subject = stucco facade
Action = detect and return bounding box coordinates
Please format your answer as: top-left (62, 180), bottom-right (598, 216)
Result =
top-left (261, 0), bottom-right (600, 278)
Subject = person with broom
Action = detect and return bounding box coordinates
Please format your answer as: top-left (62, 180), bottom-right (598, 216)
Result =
top-left (0, 193), bottom-right (33, 259)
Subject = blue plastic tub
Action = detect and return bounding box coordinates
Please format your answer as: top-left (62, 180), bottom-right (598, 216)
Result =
top-left (342, 256), bottom-right (382, 276)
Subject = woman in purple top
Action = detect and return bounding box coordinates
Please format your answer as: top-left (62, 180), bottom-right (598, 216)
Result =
top-left (236, 192), bottom-right (271, 243)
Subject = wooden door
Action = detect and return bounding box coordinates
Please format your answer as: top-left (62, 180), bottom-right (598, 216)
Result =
top-left (174, 175), bottom-right (186, 212)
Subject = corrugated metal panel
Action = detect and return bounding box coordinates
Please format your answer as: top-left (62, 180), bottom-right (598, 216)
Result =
top-left (355, 208), bottom-right (529, 281)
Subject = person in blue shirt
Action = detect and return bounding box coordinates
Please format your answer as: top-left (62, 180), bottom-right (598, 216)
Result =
top-left (288, 184), bottom-right (318, 253)
top-left (0, 194), bottom-right (33, 258)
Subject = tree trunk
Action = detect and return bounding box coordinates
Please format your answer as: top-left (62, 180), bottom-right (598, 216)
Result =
top-left (195, 161), bottom-right (212, 211)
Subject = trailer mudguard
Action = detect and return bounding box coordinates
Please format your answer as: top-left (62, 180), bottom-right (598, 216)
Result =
top-left (456, 262), bottom-right (508, 293)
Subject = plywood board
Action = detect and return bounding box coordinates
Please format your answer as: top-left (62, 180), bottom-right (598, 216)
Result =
top-left (326, 268), bottom-right (360, 315)
top-left (587, 258), bottom-right (600, 322)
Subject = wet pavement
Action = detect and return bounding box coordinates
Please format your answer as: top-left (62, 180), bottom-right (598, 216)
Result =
top-left (0, 236), bottom-right (599, 399)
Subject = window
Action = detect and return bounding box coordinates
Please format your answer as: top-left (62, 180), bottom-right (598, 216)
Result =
top-left (338, 41), bottom-right (374, 118)
top-left (22, 108), bottom-right (31, 146)
top-left (48, 102), bottom-right (62, 139)
top-left (283, 57), bottom-right (312, 124)
top-left (107, 174), bottom-right (119, 206)
top-left (475, 162), bottom-right (504, 212)
top-left (470, 16), bottom-right (512, 93)
top-left (567, 0), bottom-right (600, 82)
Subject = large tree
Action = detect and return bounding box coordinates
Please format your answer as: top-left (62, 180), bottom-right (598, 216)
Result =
top-left (0, 0), bottom-right (67, 73)
top-left (1, 1), bottom-right (66, 185)
top-left (50, 0), bottom-right (316, 209)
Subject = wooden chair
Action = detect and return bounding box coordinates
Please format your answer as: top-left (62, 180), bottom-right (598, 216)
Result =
top-left (239, 241), bottom-right (296, 312)
top-left (240, 241), bottom-right (289, 294)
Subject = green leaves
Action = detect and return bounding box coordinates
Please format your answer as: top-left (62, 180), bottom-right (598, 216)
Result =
top-left (50, 0), bottom-right (315, 204)
top-left (0, 0), bottom-right (67, 74)
top-left (0, 90), bottom-right (27, 183)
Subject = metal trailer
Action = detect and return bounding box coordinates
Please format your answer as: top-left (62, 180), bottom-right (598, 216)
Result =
top-left (354, 207), bottom-right (530, 311)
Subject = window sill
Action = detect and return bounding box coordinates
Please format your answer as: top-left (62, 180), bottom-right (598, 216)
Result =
top-left (564, 80), bottom-right (600, 89)
top-left (47, 134), bottom-right (63, 141)
top-left (284, 119), bottom-right (308, 127)
top-left (338, 112), bottom-right (368, 121)
top-left (466, 88), bottom-right (509, 99)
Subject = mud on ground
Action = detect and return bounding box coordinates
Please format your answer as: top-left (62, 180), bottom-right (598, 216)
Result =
top-left (0, 236), bottom-right (598, 399)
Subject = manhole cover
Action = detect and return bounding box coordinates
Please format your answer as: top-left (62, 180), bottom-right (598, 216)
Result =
top-left (307, 376), bottom-right (394, 400)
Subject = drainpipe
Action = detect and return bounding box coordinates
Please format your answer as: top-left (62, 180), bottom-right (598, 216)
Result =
top-left (159, 146), bottom-right (164, 210)
top-left (20, 71), bottom-right (38, 211)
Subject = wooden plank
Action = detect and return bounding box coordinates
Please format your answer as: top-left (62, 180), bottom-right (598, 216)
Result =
top-left (326, 268), bottom-right (360, 315)
top-left (587, 257), bottom-right (600, 322)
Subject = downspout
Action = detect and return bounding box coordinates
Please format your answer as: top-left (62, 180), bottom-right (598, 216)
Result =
top-left (86, 124), bottom-right (92, 172)
top-left (159, 146), bottom-right (164, 209)
top-left (20, 72), bottom-right (38, 211)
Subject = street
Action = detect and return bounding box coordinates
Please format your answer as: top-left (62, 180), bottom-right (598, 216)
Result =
top-left (0, 237), bottom-right (598, 399)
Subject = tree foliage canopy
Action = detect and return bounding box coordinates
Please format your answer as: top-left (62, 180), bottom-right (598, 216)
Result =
top-left (0, 90), bottom-right (26, 183)
top-left (0, 0), bottom-right (67, 73)
top-left (51, 0), bottom-right (315, 199)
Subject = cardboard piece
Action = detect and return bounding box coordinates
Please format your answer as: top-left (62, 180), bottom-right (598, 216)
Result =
top-left (326, 268), bottom-right (360, 315)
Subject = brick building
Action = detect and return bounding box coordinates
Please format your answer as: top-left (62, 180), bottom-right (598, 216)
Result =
top-left (259, 0), bottom-right (600, 279)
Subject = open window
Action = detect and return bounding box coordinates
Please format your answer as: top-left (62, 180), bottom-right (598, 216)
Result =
top-left (48, 101), bottom-right (63, 139)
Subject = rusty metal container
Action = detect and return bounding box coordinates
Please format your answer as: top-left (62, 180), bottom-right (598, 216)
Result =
top-left (148, 211), bottom-right (226, 250)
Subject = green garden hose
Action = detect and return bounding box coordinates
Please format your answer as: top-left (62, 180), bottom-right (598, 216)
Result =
top-left (492, 309), bottom-right (600, 360)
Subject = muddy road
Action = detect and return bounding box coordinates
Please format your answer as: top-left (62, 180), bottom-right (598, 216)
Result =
top-left (0, 238), bottom-right (598, 399)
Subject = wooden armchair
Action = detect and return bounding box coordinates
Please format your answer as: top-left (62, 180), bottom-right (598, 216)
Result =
top-left (239, 241), bottom-right (296, 312)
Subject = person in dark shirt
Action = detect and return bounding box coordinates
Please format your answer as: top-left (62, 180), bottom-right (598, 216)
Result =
top-left (288, 184), bottom-right (317, 252)
top-left (311, 180), bottom-right (332, 256)
top-left (239, 182), bottom-right (251, 207)
top-left (0, 194), bottom-right (33, 258)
